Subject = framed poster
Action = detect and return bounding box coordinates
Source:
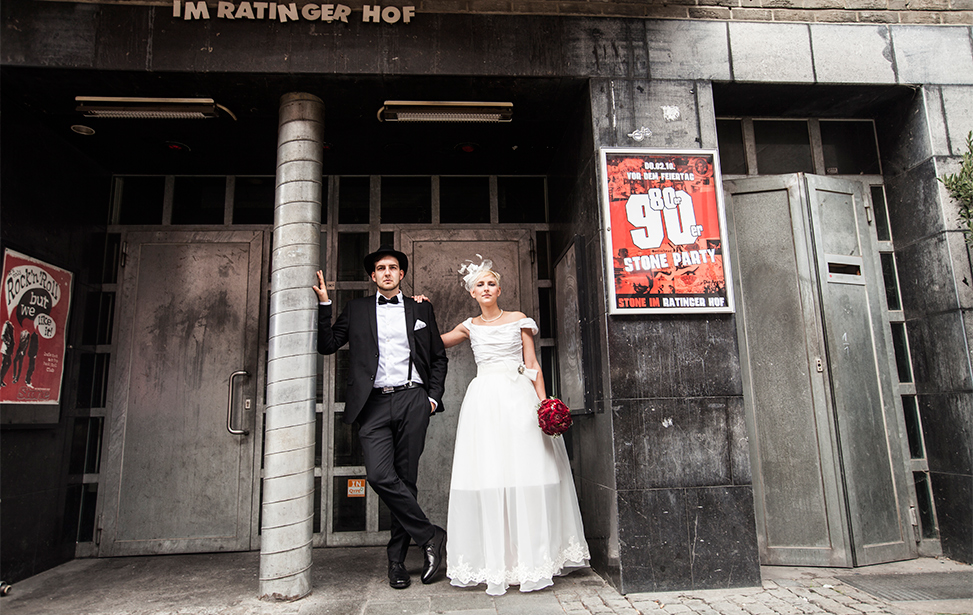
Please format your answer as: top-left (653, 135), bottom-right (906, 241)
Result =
top-left (1, 249), bottom-right (73, 405)
top-left (600, 148), bottom-right (734, 315)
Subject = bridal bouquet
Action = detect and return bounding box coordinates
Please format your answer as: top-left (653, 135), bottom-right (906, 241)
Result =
top-left (537, 397), bottom-right (572, 436)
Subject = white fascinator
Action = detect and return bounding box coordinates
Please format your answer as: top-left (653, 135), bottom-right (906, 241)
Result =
top-left (458, 254), bottom-right (499, 291)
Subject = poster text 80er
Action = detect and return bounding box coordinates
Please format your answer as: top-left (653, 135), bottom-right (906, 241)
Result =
top-left (600, 148), bottom-right (734, 315)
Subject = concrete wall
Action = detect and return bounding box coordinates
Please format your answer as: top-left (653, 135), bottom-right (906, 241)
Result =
top-left (3, 4), bottom-right (972, 87)
top-left (25, 0), bottom-right (973, 24)
top-left (409, 0), bottom-right (973, 23)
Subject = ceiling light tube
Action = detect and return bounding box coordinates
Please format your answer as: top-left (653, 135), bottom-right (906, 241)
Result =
top-left (75, 96), bottom-right (221, 119)
top-left (378, 101), bottom-right (513, 123)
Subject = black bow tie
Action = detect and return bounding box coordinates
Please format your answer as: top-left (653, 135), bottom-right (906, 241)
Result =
top-left (378, 295), bottom-right (399, 305)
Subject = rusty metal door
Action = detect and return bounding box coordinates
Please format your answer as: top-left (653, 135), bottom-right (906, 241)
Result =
top-left (726, 174), bottom-right (915, 566)
top-left (98, 231), bottom-right (263, 556)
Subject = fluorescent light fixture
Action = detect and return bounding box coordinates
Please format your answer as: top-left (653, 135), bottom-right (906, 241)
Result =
top-left (378, 101), bottom-right (512, 123)
top-left (75, 96), bottom-right (225, 119)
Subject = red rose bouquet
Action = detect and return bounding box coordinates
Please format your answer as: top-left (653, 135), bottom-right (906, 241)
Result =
top-left (537, 397), bottom-right (572, 436)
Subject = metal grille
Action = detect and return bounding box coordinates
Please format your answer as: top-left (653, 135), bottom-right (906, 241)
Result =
top-left (836, 572), bottom-right (973, 602)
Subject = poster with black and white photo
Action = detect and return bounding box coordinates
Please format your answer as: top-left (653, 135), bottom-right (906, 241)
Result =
top-left (1, 249), bottom-right (73, 405)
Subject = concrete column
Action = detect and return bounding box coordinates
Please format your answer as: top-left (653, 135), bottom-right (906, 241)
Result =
top-left (259, 92), bottom-right (324, 601)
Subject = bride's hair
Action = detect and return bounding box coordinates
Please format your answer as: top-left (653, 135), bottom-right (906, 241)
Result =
top-left (458, 255), bottom-right (501, 291)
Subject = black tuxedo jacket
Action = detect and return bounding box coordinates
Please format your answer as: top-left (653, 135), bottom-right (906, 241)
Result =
top-left (318, 295), bottom-right (448, 425)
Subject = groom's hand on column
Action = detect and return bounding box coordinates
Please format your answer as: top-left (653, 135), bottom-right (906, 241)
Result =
top-left (313, 270), bottom-right (330, 303)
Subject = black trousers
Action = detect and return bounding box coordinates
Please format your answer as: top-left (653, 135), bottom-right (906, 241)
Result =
top-left (357, 386), bottom-right (435, 563)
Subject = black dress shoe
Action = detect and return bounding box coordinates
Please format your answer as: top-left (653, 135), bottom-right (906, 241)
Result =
top-left (420, 526), bottom-right (446, 584)
top-left (388, 561), bottom-right (410, 589)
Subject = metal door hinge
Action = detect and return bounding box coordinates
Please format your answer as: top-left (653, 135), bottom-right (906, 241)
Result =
top-left (95, 514), bottom-right (103, 545)
top-left (529, 237), bottom-right (536, 264)
top-left (909, 505), bottom-right (920, 543)
top-left (120, 241), bottom-right (129, 268)
top-left (862, 195), bottom-right (873, 225)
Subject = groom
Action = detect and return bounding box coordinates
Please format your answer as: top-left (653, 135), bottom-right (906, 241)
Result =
top-left (313, 245), bottom-right (448, 589)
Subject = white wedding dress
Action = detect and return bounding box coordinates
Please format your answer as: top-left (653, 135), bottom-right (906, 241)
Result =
top-left (446, 317), bottom-right (590, 596)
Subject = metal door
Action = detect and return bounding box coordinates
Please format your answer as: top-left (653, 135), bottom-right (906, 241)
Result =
top-left (803, 175), bottom-right (914, 565)
top-left (726, 174), bottom-right (915, 566)
top-left (98, 231), bottom-right (263, 556)
top-left (403, 230), bottom-right (533, 528)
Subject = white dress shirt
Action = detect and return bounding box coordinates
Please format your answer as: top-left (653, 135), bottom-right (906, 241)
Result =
top-left (373, 292), bottom-right (421, 388)
top-left (321, 293), bottom-right (435, 408)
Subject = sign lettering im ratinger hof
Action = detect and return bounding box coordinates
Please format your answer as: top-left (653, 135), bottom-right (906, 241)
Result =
top-left (601, 149), bottom-right (734, 315)
top-left (1, 249), bottom-right (73, 405)
top-left (173, 0), bottom-right (417, 24)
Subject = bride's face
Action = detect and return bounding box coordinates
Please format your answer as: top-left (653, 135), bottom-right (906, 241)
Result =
top-left (470, 273), bottom-right (501, 305)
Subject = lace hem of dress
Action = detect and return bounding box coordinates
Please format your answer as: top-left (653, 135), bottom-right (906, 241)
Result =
top-left (447, 536), bottom-right (590, 586)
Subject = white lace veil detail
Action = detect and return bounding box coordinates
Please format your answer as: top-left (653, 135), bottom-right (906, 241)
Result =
top-left (459, 254), bottom-right (500, 291)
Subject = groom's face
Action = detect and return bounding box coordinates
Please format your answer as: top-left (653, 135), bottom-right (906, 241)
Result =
top-left (371, 256), bottom-right (404, 293)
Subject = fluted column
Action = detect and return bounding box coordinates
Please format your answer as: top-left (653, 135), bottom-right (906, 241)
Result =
top-left (259, 92), bottom-right (324, 601)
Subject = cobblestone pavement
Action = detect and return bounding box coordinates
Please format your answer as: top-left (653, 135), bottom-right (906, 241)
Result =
top-left (616, 559), bottom-right (973, 615)
top-left (619, 580), bottom-right (912, 615)
top-left (2, 548), bottom-right (970, 615)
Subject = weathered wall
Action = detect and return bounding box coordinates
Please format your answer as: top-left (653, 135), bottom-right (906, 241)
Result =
top-left (2, 3), bottom-right (972, 88)
top-left (879, 84), bottom-right (973, 564)
top-left (31, 0), bottom-right (973, 25)
top-left (589, 78), bottom-right (761, 592)
top-left (0, 96), bottom-right (111, 583)
top-left (545, 69), bottom-right (762, 592)
top-left (547, 85), bottom-right (623, 585)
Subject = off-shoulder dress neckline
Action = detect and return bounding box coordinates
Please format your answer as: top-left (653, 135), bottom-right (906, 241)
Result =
top-left (467, 316), bottom-right (532, 328)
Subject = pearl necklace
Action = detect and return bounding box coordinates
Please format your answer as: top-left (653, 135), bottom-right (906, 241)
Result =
top-left (480, 309), bottom-right (504, 323)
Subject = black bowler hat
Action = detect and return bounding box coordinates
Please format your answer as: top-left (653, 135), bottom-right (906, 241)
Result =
top-left (363, 245), bottom-right (409, 274)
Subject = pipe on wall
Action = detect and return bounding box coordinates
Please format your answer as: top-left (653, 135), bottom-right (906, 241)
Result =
top-left (259, 92), bottom-right (324, 601)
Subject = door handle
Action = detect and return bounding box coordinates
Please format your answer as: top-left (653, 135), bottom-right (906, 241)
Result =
top-left (227, 370), bottom-right (250, 435)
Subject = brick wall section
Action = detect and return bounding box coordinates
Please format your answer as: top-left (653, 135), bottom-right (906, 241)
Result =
top-left (412, 0), bottom-right (973, 23)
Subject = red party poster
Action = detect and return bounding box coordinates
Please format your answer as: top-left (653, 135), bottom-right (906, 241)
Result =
top-left (1, 249), bottom-right (73, 404)
top-left (600, 149), bottom-right (734, 314)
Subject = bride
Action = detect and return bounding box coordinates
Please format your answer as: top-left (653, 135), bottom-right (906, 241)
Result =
top-left (439, 257), bottom-right (590, 596)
